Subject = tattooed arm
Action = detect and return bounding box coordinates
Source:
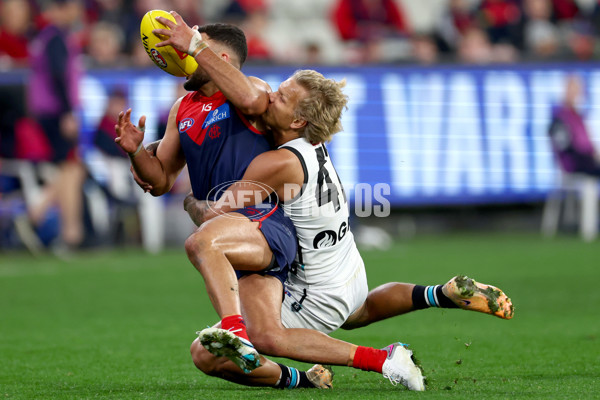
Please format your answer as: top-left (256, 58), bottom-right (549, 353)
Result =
top-left (183, 192), bottom-right (218, 226)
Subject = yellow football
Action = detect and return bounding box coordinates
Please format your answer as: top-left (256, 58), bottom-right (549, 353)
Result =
top-left (140, 9), bottom-right (198, 77)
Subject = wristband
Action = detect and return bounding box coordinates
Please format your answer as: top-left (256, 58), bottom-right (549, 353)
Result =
top-left (191, 42), bottom-right (209, 58)
top-left (187, 30), bottom-right (208, 57)
top-left (129, 142), bottom-right (144, 158)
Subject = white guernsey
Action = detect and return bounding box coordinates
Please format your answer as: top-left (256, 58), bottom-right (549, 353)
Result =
top-left (279, 138), bottom-right (368, 333)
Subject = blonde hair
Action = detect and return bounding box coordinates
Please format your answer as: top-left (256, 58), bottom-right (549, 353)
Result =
top-left (291, 70), bottom-right (348, 143)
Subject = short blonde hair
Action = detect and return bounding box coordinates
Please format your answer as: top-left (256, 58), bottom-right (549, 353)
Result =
top-left (292, 70), bottom-right (348, 143)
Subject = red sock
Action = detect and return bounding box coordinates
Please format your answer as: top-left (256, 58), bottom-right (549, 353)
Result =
top-left (352, 346), bottom-right (387, 373)
top-left (220, 315), bottom-right (250, 341)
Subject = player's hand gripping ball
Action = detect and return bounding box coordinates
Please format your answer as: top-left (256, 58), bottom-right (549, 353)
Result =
top-left (140, 10), bottom-right (198, 77)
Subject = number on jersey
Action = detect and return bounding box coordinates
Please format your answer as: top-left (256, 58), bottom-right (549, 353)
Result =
top-left (315, 146), bottom-right (343, 211)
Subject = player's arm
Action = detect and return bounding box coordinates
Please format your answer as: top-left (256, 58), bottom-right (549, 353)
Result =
top-left (183, 192), bottom-right (217, 226)
top-left (115, 99), bottom-right (186, 196)
top-left (184, 150), bottom-right (303, 225)
top-left (153, 11), bottom-right (270, 116)
top-left (129, 140), bottom-right (161, 192)
top-left (237, 149), bottom-right (305, 203)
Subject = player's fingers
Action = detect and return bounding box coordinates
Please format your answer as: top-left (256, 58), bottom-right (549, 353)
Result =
top-left (170, 10), bottom-right (184, 26)
top-left (138, 115), bottom-right (146, 131)
top-left (117, 111), bottom-right (124, 126)
top-left (131, 170), bottom-right (143, 184)
top-left (124, 108), bottom-right (132, 124)
top-left (152, 28), bottom-right (171, 37)
top-left (133, 175), bottom-right (145, 185)
top-left (132, 170), bottom-right (151, 190)
top-left (155, 16), bottom-right (175, 29)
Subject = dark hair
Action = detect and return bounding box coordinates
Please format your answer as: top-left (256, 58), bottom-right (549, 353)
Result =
top-left (198, 23), bottom-right (248, 66)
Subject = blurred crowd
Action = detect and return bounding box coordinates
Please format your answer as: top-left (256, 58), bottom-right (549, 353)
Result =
top-left (1, 0), bottom-right (600, 254)
top-left (0, 0), bottom-right (599, 70)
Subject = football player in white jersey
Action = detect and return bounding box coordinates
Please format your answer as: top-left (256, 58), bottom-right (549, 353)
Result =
top-left (148, 12), bottom-right (514, 391)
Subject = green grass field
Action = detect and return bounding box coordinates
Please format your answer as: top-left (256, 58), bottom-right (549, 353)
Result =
top-left (1, 233), bottom-right (599, 399)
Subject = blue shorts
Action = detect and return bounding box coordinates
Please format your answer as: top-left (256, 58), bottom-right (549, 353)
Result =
top-left (234, 203), bottom-right (297, 286)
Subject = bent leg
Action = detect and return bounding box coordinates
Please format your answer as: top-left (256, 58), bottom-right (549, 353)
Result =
top-left (343, 282), bottom-right (416, 330)
top-left (190, 338), bottom-right (282, 387)
top-left (185, 212), bottom-right (273, 318)
top-left (191, 274), bottom-right (332, 390)
top-left (199, 273), bottom-right (424, 389)
top-left (239, 274), bottom-right (356, 366)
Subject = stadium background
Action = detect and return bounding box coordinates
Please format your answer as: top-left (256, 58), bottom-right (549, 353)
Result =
top-left (2, 0), bottom-right (600, 249)
top-left (1, 0), bottom-right (599, 398)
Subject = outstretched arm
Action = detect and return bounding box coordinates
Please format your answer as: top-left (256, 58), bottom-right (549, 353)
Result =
top-left (115, 99), bottom-right (186, 196)
top-left (153, 11), bottom-right (270, 116)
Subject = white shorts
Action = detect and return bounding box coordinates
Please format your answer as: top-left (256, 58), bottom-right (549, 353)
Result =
top-left (280, 262), bottom-right (368, 334)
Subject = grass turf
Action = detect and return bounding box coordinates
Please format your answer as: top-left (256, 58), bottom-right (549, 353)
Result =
top-left (1, 233), bottom-right (599, 399)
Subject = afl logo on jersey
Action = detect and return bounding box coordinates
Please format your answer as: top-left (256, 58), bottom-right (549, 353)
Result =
top-left (178, 118), bottom-right (195, 133)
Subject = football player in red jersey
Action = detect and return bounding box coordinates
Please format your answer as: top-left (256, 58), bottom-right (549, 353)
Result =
top-left (116, 22), bottom-right (333, 389)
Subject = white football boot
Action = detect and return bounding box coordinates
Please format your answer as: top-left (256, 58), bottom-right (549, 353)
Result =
top-left (381, 343), bottom-right (425, 391)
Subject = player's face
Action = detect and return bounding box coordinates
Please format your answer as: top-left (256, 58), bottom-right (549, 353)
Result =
top-left (263, 78), bottom-right (308, 131)
top-left (184, 66), bottom-right (209, 91)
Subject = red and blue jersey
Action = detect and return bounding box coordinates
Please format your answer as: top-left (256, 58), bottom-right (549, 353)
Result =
top-left (177, 90), bottom-right (271, 200)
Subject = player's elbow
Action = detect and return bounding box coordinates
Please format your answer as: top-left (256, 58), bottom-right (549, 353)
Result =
top-left (149, 183), bottom-right (170, 197)
top-left (237, 93), bottom-right (268, 116)
top-left (148, 188), bottom-right (164, 197)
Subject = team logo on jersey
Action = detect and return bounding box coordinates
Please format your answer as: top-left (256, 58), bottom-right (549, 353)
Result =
top-left (208, 125), bottom-right (221, 139)
top-left (313, 230), bottom-right (337, 248)
top-left (178, 118), bottom-right (195, 133)
top-left (202, 103), bottom-right (230, 129)
top-left (243, 207), bottom-right (260, 215)
top-left (150, 48), bottom-right (167, 68)
top-left (313, 221), bottom-right (348, 249)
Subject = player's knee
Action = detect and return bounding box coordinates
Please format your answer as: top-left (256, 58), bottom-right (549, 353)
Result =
top-left (184, 231), bottom-right (211, 263)
top-left (190, 338), bottom-right (219, 376)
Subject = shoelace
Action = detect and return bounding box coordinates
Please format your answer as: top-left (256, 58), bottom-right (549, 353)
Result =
top-left (382, 371), bottom-right (407, 387)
